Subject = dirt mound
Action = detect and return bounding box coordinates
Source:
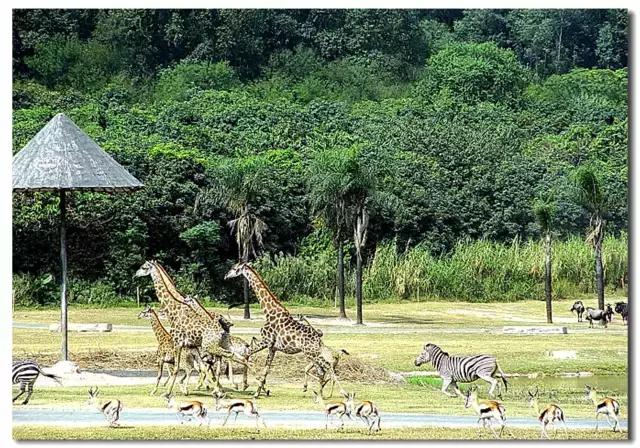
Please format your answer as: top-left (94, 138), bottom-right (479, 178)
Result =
top-left (16, 350), bottom-right (395, 384)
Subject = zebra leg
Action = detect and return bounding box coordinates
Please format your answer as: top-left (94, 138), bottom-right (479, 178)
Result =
top-left (440, 377), bottom-right (456, 397)
top-left (22, 383), bottom-right (34, 405)
top-left (13, 383), bottom-right (27, 403)
top-left (479, 374), bottom-right (499, 397)
top-left (450, 381), bottom-right (464, 398)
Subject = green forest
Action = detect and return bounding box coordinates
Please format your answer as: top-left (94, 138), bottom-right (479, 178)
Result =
top-left (12, 9), bottom-right (628, 310)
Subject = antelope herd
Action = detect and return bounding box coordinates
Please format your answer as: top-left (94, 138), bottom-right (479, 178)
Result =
top-left (12, 262), bottom-right (626, 437)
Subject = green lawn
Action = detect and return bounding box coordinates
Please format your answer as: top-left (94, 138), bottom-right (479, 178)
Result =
top-left (13, 425), bottom-right (628, 441)
top-left (13, 298), bottom-right (628, 438)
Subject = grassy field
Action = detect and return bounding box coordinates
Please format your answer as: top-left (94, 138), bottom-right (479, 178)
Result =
top-left (12, 298), bottom-right (628, 439)
top-left (13, 425), bottom-right (628, 440)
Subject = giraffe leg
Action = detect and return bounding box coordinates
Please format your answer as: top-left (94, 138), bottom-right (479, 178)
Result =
top-left (302, 362), bottom-right (315, 392)
top-left (242, 356), bottom-right (249, 391)
top-left (166, 346), bottom-right (183, 394)
top-left (152, 359), bottom-right (165, 395)
top-left (254, 346), bottom-right (277, 399)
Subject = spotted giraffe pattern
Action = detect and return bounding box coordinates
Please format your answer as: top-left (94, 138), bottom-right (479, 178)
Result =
top-left (224, 262), bottom-right (344, 398)
top-left (135, 261), bottom-right (231, 394)
top-left (183, 295), bottom-right (251, 391)
top-left (137, 305), bottom-right (200, 395)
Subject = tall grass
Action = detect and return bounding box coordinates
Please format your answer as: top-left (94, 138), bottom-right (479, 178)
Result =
top-left (256, 233), bottom-right (627, 303)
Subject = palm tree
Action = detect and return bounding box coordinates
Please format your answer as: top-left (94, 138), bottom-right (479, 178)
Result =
top-left (533, 197), bottom-right (556, 323)
top-left (574, 166), bottom-right (607, 310)
top-left (342, 148), bottom-right (392, 325)
top-left (208, 156), bottom-right (272, 319)
top-left (307, 149), bottom-right (351, 319)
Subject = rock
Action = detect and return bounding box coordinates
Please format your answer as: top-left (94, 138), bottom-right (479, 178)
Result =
top-left (49, 360), bottom-right (81, 375)
top-left (546, 350), bottom-right (577, 360)
top-left (49, 323), bottom-right (112, 332)
top-left (502, 326), bottom-right (567, 335)
top-left (388, 372), bottom-right (407, 384)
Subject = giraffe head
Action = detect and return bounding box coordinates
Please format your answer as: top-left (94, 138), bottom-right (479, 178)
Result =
top-left (137, 304), bottom-right (153, 319)
top-left (135, 261), bottom-right (155, 277)
top-left (182, 294), bottom-right (201, 313)
top-left (224, 262), bottom-right (250, 280)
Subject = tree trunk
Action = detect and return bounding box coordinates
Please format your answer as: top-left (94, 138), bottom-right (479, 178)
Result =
top-left (595, 223), bottom-right (605, 310)
top-left (355, 251), bottom-right (363, 325)
top-left (353, 205), bottom-right (368, 325)
top-left (544, 232), bottom-right (553, 324)
top-left (337, 242), bottom-right (347, 319)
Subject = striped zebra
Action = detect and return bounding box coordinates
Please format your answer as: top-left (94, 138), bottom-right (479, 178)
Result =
top-left (414, 343), bottom-right (508, 398)
top-left (12, 360), bottom-right (61, 405)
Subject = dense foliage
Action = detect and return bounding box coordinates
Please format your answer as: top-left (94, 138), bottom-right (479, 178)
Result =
top-left (12, 9), bottom-right (628, 307)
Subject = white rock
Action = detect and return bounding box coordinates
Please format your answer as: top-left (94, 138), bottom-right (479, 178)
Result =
top-left (49, 323), bottom-right (112, 332)
top-left (547, 350), bottom-right (577, 360)
top-left (502, 326), bottom-right (567, 335)
top-left (49, 360), bottom-right (81, 375)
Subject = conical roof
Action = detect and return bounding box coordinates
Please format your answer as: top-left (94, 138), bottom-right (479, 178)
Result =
top-left (12, 113), bottom-right (143, 192)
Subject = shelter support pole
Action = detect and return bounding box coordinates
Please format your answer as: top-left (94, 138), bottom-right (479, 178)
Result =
top-left (60, 190), bottom-right (68, 361)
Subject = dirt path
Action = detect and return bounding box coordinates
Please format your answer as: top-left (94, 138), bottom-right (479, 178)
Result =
top-left (13, 321), bottom-right (626, 335)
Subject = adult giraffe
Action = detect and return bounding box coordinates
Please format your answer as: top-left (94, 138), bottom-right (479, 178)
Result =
top-left (224, 262), bottom-right (344, 399)
top-left (135, 260), bottom-right (240, 394)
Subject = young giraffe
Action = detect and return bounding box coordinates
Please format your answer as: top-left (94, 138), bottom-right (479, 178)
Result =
top-left (151, 262), bottom-right (249, 388)
top-left (224, 262), bottom-right (345, 399)
top-left (182, 295), bottom-right (251, 391)
top-left (137, 304), bottom-right (203, 395)
top-left (135, 261), bottom-right (234, 394)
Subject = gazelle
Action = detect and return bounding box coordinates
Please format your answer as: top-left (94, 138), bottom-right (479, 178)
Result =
top-left (213, 391), bottom-right (266, 431)
top-left (354, 398), bottom-right (381, 433)
top-left (584, 385), bottom-right (621, 432)
top-left (312, 390), bottom-right (354, 430)
top-left (464, 386), bottom-right (506, 438)
top-left (164, 393), bottom-right (209, 426)
top-left (87, 386), bottom-right (123, 427)
top-left (527, 387), bottom-right (568, 439)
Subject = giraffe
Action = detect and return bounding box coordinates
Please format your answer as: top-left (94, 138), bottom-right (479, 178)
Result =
top-left (224, 262), bottom-right (345, 399)
top-left (182, 295), bottom-right (251, 391)
top-left (135, 261), bottom-right (238, 394)
top-left (137, 304), bottom-right (203, 395)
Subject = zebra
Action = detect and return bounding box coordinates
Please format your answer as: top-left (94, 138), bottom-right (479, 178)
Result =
top-left (569, 300), bottom-right (586, 322)
top-left (415, 343), bottom-right (508, 398)
top-left (12, 360), bottom-right (61, 405)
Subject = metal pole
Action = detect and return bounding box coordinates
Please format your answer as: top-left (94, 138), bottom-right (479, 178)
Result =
top-left (60, 190), bottom-right (68, 361)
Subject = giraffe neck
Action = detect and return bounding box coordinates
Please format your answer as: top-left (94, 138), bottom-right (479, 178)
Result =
top-left (149, 266), bottom-right (186, 325)
top-left (242, 266), bottom-right (289, 316)
top-left (148, 309), bottom-right (171, 340)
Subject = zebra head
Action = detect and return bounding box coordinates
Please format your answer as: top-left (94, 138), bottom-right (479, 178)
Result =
top-left (415, 343), bottom-right (435, 366)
